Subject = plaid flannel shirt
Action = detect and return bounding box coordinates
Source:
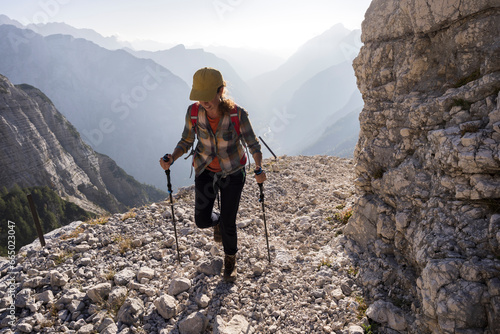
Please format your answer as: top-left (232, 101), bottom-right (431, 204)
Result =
top-left (175, 104), bottom-right (262, 177)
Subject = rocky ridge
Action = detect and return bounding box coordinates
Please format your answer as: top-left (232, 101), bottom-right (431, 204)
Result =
top-left (0, 156), bottom-right (372, 334)
top-left (347, 1), bottom-right (500, 333)
top-left (0, 74), bottom-right (165, 214)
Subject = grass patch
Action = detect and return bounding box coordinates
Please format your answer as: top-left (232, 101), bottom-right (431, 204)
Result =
top-left (39, 319), bottom-right (56, 329)
top-left (54, 251), bottom-right (74, 265)
top-left (362, 323), bottom-right (379, 334)
top-left (93, 289), bottom-right (128, 318)
top-left (121, 211), bottom-right (137, 221)
top-left (49, 304), bottom-right (59, 318)
top-left (113, 235), bottom-right (133, 254)
top-left (355, 295), bottom-right (368, 319)
top-left (87, 215), bottom-right (109, 226)
top-left (317, 257), bottom-right (332, 270)
top-left (334, 207), bottom-right (353, 224)
top-left (104, 269), bottom-right (116, 281)
top-left (108, 294), bottom-right (127, 316)
top-left (347, 266), bottom-right (359, 276)
top-left (60, 224), bottom-right (85, 240)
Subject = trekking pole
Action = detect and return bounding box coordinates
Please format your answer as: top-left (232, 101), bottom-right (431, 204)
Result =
top-left (258, 183), bottom-right (271, 263)
top-left (258, 136), bottom-right (277, 160)
top-left (163, 155), bottom-right (181, 264)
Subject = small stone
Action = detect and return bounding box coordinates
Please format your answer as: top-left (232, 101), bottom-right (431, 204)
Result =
top-left (114, 268), bottom-right (136, 286)
top-left (153, 250), bottom-right (163, 260)
top-left (67, 299), bottom-right (85, 313)
top-left (197, 259), bottom-right (223, 276)
top-left (74, 244), bottom-right (91, 253)
top-left (341, 283), bottom-right (352, 296)
top-left (348, 324), bottom-right (364, 334)
top-left (77, 323), bottom-right (94, 334)
top-left (15, 289), bottom-right (32, 308)
top-left (23, 276), bottom-right (43, 288)
top-left (237, 218), bottom-right (254, 228)
top-left (58, 309), bottom-right (70, 321)
top-left (97, 317), bottom-right (115, 332)
top-left (137, 267), bottom-right (155, 281)
top-left (178, 312), bottom-right (208, 334)
top-left (101, 323), bottom-right (119, 334)
top-left (17, 323), bottom-right (32, 333)
top-left (87, 282), bottom-right (112, 303)
top-left (116, 298), bottom-right (144, 325)
top-left (216, 314), bottom-right (250, 334)
top-left (50, 270), bottom-right (69, 287)
top-left (155, 294), bottom-right (177, 320)
top-left (331, 288), bottom-right (344, 300)
top-left (196, 294), bottom-right (210, 308)
top-left (252, 262), bottom-right (265, 276)
top-left (168, 277), bottom-right (191, 296)
top-left (109, 286), bottom-right (128, 307)
top-left (57, 288), bottom-right (86, 304)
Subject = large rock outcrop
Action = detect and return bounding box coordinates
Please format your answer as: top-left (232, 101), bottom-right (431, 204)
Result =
top-left (346, 1), bottom-right (500, 333)
top-left (0, 74), bottom-right (165, 214)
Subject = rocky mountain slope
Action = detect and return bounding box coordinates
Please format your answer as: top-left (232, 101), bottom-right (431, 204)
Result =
top-left (0, 74), bottom-right (165, 214)
top-left (0, 156), bottom-right (370, 334)
top-left (346, 1), bottom-right (500, 333)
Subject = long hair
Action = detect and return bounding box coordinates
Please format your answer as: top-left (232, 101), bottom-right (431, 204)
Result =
top-left (217, 83), bottom-right (236, 115)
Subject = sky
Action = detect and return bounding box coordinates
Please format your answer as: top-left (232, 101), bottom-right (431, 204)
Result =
top-left (0, 0), bottom-right (372, 57)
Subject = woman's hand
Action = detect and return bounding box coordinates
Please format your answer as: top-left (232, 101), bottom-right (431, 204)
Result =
top-left (159, 154), bottom-right (174, 170)
top-left (254, 167), bottom-right (267, 184)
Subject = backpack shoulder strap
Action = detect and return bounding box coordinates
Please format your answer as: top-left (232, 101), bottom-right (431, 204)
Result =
top-left (190, 102), bottom-right (199, 133)
top-left (192, 103), bottom-right (240, 136)
top-left (229, 106), bottom-right (240, 135)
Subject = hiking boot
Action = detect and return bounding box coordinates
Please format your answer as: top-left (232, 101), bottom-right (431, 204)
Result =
top-left (213, 223), bottom-right (222, 243)
top-left (223, 254), bottom-right (237, 282)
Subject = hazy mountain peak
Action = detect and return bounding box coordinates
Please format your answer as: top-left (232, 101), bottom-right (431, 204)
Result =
top-left (0, 14), bottom-right (24, 28)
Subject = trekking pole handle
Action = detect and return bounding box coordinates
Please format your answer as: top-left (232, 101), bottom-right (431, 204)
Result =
top-left (163, 154), bottom-right (174, 194)
top-left (258, 183), bottom-right (264, 202)
top-left (165, 169), bottom-right (173, 194)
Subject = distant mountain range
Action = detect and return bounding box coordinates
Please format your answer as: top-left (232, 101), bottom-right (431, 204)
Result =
top-left (0, 74), bottom-right (165, 214)
top-left (0, 15), bottom-right (363, 189)
top-left (0, 23), bottom-right (191, 189)
top-left (250, 24), bottom-right (364, 157)
top-left (125, 45), bottom-right (258, 114)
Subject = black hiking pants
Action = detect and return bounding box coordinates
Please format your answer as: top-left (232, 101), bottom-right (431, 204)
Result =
top-left (194, 168), bottom-right (246, 255)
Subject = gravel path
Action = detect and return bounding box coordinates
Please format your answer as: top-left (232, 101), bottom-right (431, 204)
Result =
top-left (1, 155), bottom-right (367, 334)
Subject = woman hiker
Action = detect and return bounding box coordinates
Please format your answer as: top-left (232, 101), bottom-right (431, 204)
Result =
top-left (159, 67), bottom-right (266, 282)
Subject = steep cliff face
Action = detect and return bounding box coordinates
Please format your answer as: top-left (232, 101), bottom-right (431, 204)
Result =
top-left (0, 74), bottom-right (165, 214)
top-left (346, 1), bottom-right (500, 333)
